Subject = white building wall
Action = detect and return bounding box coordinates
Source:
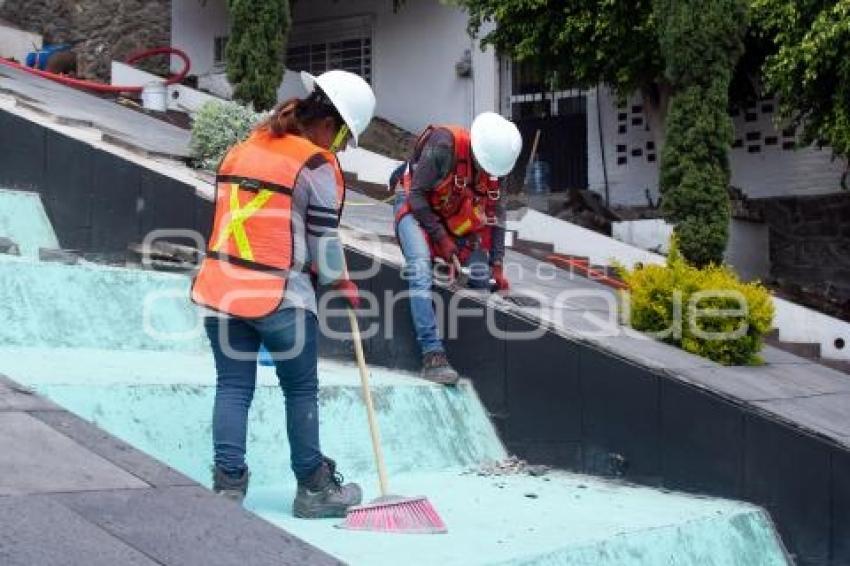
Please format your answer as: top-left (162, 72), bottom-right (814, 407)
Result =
top-left (171, 0), bottom-right (499, 134)
top-left (171, 0), bottom-right (231, 84)
top-left (588, 85), bottom-right (847, 205)
top-left (727, 101), bottom-right (846, 198)
top-left (290, 0), bottom-right (497, 133)
top-left (588, 86), bottom-right (661, 207)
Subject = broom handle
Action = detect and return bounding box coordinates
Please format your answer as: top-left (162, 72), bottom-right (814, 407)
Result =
top-left (347, 307), bottom-right (390, 497)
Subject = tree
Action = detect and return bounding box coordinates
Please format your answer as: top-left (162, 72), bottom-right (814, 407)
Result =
top-left (754, 0), bottom-right (850, 162)
top-left (226, 0), bottom-right (291, 111)
top-left (461, 1), bottom-right (670, 146)
top-left (457, 0), bottom-right (850, 260)
top-left (460, 0), bottom-right (748, 265)
top-left (656, 0), bottom-right (748, 266)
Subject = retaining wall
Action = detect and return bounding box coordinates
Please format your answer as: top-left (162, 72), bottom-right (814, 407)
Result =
top-left (1, 107), bottom-right (848, 566)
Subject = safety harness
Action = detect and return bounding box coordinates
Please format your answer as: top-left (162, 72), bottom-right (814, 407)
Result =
top-left (395, 125), bottom-right (501, 260)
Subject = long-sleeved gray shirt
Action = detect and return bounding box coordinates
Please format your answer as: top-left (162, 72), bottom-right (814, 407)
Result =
top-left (280, 157), bottom-right (346, 314)
top-left (401, 127), bottom-right (506, 264)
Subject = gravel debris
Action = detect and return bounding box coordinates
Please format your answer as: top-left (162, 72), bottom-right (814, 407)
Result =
top-left (465, 455), bottom-right (551, 478)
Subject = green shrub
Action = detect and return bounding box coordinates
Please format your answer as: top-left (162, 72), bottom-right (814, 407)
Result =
top-left (190, 100), bottom-right (263, 170)
top-left (655, 0), bottom-right (747, 267)
top-left (619, 241), bottom-right (774, 365)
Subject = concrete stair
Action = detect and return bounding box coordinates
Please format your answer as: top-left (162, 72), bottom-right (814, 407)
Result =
top-left (765, 329), bottom-right (849, 376)
top-left (0, 189), bottom-right (791, 566)
top-left (4, 346), bottom-right (789, 566)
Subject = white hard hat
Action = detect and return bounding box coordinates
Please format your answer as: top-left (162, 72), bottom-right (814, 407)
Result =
top-left (301, 70), bottom-right (376, 147)
top-left (470, 112), bottom-right (523, 177)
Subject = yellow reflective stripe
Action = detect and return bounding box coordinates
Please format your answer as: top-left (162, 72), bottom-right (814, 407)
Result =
top-left (212, 184), bottom-right (275, 262)
top-left (330, 124), bottom-right (349, 153)
top-left (451, 219), bottom-right (473, 236)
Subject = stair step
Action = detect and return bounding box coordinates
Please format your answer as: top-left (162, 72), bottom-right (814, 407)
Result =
top-left (512, 238), bottom-right (555, 253)
top-left (0, 236), bottom-right (20, 256)
top-left (550, 253), bottom-right (590, 266)
top-left (764, 334), bottom-right (822, 359)
top-left (38, 248), bottom-right (80, 265)
top-left (819, 358), bottom-right (850, 376)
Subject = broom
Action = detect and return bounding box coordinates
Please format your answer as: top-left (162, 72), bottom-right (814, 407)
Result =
top-left (339, 307), bottom-right (447, 534)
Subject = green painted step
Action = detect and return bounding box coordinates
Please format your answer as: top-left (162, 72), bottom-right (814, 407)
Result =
top-left (0, 188), bottom-right (59, 259)
top-left (0, 200), bottom-right (790, 565)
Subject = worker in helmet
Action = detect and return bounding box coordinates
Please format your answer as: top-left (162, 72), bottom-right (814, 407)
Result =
top-left (192, 70), bottom-right (375, 517)
top-left (392, 112), bottom-right (523, 385)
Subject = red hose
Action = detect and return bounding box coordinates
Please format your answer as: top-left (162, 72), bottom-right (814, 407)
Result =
top-left (0, 47), bottom-right (191, 94)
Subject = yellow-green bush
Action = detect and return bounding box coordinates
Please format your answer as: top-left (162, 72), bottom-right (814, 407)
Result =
top-left (618, 242), bottom-right (774, 365)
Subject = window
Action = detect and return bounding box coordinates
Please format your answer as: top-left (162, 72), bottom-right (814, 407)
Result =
top-left (505, 58), bottom-right (585, 120)
top-left (285, 15), bottom-right (373, 83)
top-left (213, 36), bottom-right (228, 67)
top-left (287, 38), bottom-right (372, 83)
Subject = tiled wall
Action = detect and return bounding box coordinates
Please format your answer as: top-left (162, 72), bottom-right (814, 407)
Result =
top-left (0, 110), bottom-right (211, 258)
top-left (328, 252), bottom-right (850, 566)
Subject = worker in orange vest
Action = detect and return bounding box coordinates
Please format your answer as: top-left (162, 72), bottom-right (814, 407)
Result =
top-left (192, 70), bottom-right (375, 518)
top-left (392, 112), bottom-right (522, 384)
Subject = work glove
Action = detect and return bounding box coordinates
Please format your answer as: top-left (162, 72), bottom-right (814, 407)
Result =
top-left (433, 235), bottom-right (458, 263)
top-left (333, 279), bottom-right (361, 310)
top-left (491, 262), bottom-right (510, 292)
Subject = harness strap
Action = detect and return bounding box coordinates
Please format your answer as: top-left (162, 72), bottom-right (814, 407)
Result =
top-left (216, 175), bottom-right (293, 196)
top-left (452, 128), bottom-right (472, 184)
top-left (206, 250), bottom-right (310, 277)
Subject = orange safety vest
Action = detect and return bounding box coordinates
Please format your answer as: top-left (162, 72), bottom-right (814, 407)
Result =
top-left (395, 125), bottom-right (500, 247)
top-left (191, 129), bottom-right (345, 319)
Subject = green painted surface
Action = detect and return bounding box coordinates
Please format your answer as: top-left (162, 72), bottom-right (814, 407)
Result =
top-left (0, 256), bottom-right (202, 352)
top-left (0, 215), bottom-right (790, 565)
top-left (0, 188), bottom-right (59, 258)
top-left (31, 367), bottom-right (506, 484)
top-left (8, 351), bottom-right (788, 566)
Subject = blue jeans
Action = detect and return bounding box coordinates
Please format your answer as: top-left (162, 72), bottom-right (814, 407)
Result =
top-left (394, 194), bottom-right (490, 356)
top-left (204, 307), bottom-right (322, 482)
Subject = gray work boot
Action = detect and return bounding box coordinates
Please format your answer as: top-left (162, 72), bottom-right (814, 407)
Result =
top-left (421, 351), bottom-right (460, 385)
top-left (293, 456), bottom-right (362, 519)
top-left (212, 465), bottom-right (250, 504)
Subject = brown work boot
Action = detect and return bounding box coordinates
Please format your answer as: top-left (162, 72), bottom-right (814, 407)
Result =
top-left (293, 456), bottom-right (362, 519)
top-left (421, 351), bottom-right (460, 385)
top-left (212, 465), bottom-right (250, 504)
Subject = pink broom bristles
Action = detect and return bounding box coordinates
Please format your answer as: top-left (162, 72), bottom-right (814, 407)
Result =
top-left (339, 495), bottom-right (447, 534)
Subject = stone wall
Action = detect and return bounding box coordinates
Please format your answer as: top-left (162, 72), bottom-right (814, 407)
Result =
top-left (763, 193), bottom-right (850, 303)
top-left (0, 0), bottom-right (171, 80)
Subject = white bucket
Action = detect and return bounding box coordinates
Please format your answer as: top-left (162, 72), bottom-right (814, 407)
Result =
top-left (141, 81), bottom-right (168, 112)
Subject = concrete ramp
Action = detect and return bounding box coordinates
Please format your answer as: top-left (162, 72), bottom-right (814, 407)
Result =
top-left (0, 255), bottom-right (201, 352)
top-left (0, 190), bottom-right (790, 565)
top-left (8, 354), bottom-right (789, 566)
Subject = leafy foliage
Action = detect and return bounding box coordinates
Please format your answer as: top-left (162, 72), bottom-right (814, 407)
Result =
top-left (754, 0), bottom-right (850, 159)
top-left (619, 239), bottom-right (775, 365)
top-left (190, 101), bottom-right (263, 170)
top-left (455, 0), bottom-right (850, 261)
top-left (656, 0), bottom-right (747, 266)
top-left (226, 0), bottom-right (291, 111)
top-left (457, 0), bottom-right (848, 142)
top-left (461, 0), bottom-right (662, 97)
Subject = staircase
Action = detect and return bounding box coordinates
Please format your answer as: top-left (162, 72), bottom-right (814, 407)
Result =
top-left (0, 188), bottom-right (790, 566)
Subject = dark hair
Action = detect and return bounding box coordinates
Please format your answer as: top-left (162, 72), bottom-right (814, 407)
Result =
top-left (257, 89), bottom-right (345, 138)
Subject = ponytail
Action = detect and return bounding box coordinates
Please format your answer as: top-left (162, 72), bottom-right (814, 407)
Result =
top-left (256, 98), bottom-right (301, 137)
top-left (256, 90), bottom-right (345, 138)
